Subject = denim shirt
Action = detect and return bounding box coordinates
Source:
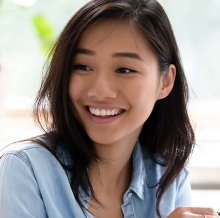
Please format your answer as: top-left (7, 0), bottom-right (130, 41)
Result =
top-left (0, 140), bottom-right (191, 218)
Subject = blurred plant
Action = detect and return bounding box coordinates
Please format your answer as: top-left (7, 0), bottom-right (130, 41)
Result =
top-left (0, 0), bottom-right (55, 55)
top-left (32, 14), bottom-right (56, 55)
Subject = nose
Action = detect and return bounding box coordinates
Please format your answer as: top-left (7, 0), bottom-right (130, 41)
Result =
top-left (88, 72), bottom-right (117, 100)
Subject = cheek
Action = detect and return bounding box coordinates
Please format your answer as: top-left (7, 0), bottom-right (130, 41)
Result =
top-left (69, 86), bottom-right (77, 103)
top-left (68, 77), bottom-right (85, 123)
top-left (129, 81), bottom-right (160, 104)
top-left (127, 81), bottom-right (160, 119)
top-left (69, 75), bottom-right (83, 103)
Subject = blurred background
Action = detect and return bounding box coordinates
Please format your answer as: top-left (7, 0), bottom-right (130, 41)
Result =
top-left (0, 0), bottom-right (220, 210)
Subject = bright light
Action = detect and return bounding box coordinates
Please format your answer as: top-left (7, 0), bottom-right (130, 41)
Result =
top-left (12, 0), bottom-right (37, 7)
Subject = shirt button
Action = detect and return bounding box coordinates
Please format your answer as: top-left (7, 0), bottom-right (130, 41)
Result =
top-left (127, 192), bottom-right (133, 198)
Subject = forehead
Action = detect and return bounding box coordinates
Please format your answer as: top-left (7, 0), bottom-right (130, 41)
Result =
top-left (77, 19), bottom-right (153, 55)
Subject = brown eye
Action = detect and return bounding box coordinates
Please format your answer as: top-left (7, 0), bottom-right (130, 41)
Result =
top-left (72, 64), bottom-right (92, 72)
top-left (116, 67), bottom-right (136, 74)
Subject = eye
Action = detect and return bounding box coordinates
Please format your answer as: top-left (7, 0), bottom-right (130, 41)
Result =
top-left (72, 64), bottom-right (92, 72)
top-left (116, 67), bottom-right (137, 74)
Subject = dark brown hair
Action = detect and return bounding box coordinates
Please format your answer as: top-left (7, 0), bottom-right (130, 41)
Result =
top-left (34, 0), bottom-right (195, 217)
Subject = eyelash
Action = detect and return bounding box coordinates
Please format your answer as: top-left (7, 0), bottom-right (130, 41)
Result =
top-left (116, 67), bottom-right (137, 74)
top-left (72, 64), bottom-right (92, 72)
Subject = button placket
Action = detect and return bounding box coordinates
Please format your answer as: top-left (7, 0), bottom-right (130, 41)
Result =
top-left (127, 191), bottom-right (133, 198)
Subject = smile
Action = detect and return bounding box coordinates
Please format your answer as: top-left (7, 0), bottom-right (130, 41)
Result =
top-left (88, 107), bottom-right (124, 117)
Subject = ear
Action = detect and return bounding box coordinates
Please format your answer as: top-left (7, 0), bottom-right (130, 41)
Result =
top-left (157, 64), bottom-right (176, 100)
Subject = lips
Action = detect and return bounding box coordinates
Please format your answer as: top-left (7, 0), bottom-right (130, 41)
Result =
top-left (85, 105), bottom-right (125, 124)
top-left (88, 107), bottom-right (123, 117)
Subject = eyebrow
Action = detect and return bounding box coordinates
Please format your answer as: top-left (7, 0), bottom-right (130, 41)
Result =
top-left (74, 48), bottom-right (142, 61)
top-left (112, 52), bottom-right (142, 61)
top-left (74, 48), bottom-right (95, 55)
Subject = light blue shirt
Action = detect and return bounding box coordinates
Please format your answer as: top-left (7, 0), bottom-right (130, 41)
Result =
top-left (0, 139), bottom-right (191, 218)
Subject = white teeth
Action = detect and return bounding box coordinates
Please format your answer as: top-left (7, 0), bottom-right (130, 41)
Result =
top-left (95, 108), bottom-right (100, 116)
top-left (107, 109), bottom-right (111, 116)
top-left (101, 109), bottom-right (106, 116)
top-left (89, 107), bottom-right (121, 117)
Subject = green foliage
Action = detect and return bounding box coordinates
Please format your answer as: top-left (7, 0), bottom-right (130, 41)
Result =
top-left (32, 14), bottom-right (55, 55)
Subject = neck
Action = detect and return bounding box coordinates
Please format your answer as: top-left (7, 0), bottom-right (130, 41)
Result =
top-left (88, 139), bottom-right (137, 198)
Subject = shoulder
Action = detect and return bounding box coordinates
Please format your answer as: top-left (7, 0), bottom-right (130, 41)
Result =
top-left (0, 138), bottom-right (75, 218)
top-left (139, 145), bottom-right (191, 216)
top-left (141, 147), bottom-right (190, 187)
top-left (1, 140), bottom-right (44, 155)
top-left (1, 140), bottom-right (50, 163)
top-left (0, 136), bottom-right (72, 179)
top-left (0, 137), bottom-right (72, 189)
top-left (0, 137), bottom-right (61, 174)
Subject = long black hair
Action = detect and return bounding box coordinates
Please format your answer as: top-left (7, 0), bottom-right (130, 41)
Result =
top-left (33, 0), bottom-right (195, 217)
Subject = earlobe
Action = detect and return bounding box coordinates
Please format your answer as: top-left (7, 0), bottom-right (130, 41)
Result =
top-left (157, 64), bottom-right (176, 100)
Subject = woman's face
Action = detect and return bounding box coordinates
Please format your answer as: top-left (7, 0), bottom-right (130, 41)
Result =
top-left (69, 19), bottom-right (167, 146)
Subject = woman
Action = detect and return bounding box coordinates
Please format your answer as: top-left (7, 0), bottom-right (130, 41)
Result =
top-left (0, 0), bottom-right (219, 217)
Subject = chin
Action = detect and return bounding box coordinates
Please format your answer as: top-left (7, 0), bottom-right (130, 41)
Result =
top-left (90, 137), bottom-right (116, 146)
top-left (87, 133), bottom-right (120, 146)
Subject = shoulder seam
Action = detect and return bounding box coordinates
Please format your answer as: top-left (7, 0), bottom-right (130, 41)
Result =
top-left (2, 150), bottom-right (33, 168)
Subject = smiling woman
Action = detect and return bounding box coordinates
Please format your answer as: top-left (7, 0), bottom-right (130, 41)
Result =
top-left (0, 0), bottom-right (219, 218)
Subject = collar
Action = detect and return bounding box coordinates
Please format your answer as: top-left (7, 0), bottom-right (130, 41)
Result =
top-left (56, 140), bottom-right (146, 201)
top-left (128, 141), bottom-right (146, 200)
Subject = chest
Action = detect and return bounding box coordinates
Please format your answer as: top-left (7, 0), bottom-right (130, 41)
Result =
top-left (86, 191), bottom-right (152, 218)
